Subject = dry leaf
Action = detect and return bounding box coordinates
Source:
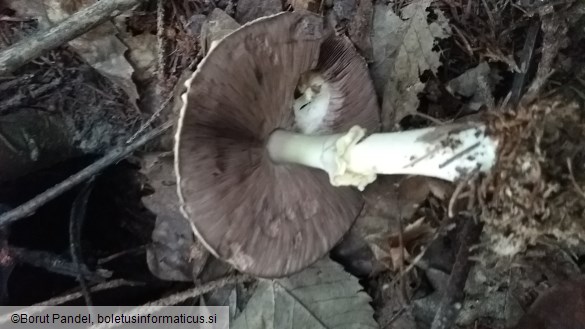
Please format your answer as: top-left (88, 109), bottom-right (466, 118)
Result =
top-left (48, 0), bottom-right (140, 106)
top-left (234, 0), bottom-right (282, 24)
top-left (348, 0), bottom-right (374, 61)
top-left (200, 9), bottom-right (241, 55)
top-left (289, 0), bottom-right (322, 12)
top-left (6, 0), bottom-right (141, 108)
top-left (355, 176), bottom-right (441, 271)
top-left (232, 258), bottom-right (378, 329)
top-left (371, 1), bottom-right (451, 129)
top-left (118, 32), bottom-right (158, 84)
top-left (367, 217), bottom-right (435, 271)
top-left (447, 62), bottom-right (500, 112)
top-left (117, 31), bottom-right (158, 115)
top-left (331, 228), bottom-right (379, 277)
top-left (141, 153), bottom-right (209, 281)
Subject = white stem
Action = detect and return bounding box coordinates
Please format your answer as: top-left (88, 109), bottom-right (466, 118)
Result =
top-left (267, 123), bottom-right (499, 190)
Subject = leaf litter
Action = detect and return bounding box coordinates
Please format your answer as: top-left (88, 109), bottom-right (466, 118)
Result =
top-left (232, 258), bottom-right (378, 329)
top-left (2, 0), bottom-right (585, 328)
top-left (371, 0), bottom-right (451, 129)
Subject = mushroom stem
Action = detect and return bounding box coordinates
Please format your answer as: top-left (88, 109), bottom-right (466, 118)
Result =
top-left (267, 123), bottom-right (499, 190)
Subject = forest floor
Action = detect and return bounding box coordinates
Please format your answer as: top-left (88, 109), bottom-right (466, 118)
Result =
top-left (1, 0), bottom-right (585, 328)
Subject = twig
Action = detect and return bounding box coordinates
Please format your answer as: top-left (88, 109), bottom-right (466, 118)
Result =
top-left (448, 169), bottom-right (479, 218)
top-left (125, 94), bottom-right (173, 144)
top-left (0, 76), bottom-right (63, 113)
top-left (88, 274), bottom-right (254, 329)
top-left (0, 120), bottom-right (173, 227)
top-left (0, 279), bottom-right (146, 325)
top-left (0, 205), bottom-right (13, 305)
top-left (0, 278), bottom-right (144, 324)
top-left (0, 16), bottom-right (35, 22)
top-left (9, 247), bottom-right (111, 281)
top-left (430, 217), bottom-right (483, 329)
top-left (566, 158), bottom-right (585, 201)
top-left (69, 178), bottom-right (96, 307)
top-left (144, 274), bottom-right (253, 307)
top-left (97, 245), bottom-right (146, 265)
top-left (0, 0), bottom-right (144, 75)
top-left (523, 12), bottom-right (568, 103)
top-left (156, 0), bottom-right (169, 100)
top-left (35, 279), bottom-right (144, 307)
top-left (0, 275), bottom-right (250, 328)
top-left (509, 20), bottom-right (539, 107)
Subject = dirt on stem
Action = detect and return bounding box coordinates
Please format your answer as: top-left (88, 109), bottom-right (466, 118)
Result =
top-left (479, 97), bottom-right (585, 257)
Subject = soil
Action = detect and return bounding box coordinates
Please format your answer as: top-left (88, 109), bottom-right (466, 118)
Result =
top-left (1, 0), bottom-right (585, 328)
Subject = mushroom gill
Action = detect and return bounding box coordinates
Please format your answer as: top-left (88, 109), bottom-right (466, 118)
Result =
top-left (175, 11), bottom-right (380, 277)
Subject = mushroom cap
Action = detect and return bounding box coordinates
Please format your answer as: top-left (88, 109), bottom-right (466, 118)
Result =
top-left (175, 11), bottom-right (380, 277)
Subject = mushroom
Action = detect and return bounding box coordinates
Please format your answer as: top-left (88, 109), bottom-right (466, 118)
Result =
top-left (175, 11), bottom-right (379, 277)
top-left (175, 11), bottom-right (500, 277)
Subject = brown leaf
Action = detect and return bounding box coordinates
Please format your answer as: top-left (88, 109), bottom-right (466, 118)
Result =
top-left (46, 0), bottom-right (140, 107)
top-left (289, 0), bottom-right (323, 12)
top-left (353, 176), bottom-right (442, 271)
top-left (348, 0), bottom-right (374, 61)
top-left (141, 153), bottom-right (209, 281)
top-left (371, 1), bottom-right (451, 129)
top-left (367, 217), bottom-right (435, 270)
top-left (200, 9), bottom-right (241, 55)
top-left (234, 0), bottom-right (282, 24)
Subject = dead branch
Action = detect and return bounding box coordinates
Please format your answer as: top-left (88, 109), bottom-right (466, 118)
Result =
top-left (0, 120), bottom-right (173, 228)
top-left (69, 178), bottom-right (96, 306)
top-left (0, 274), bottom-right (253, 327)
top-left (9, 246), bottom-right (111, 281)
top-left (430, 217), bottom-right (483, 329)
top-left (0, 0), bottom-right (145, 75)
top-left (0, 209), bottom-right (13, 305)
top-left (36, 279), bottom-right (145, 307)
top-left (524, 12), bottom-right (568, 102)
top-left (86, 274), bottom-right (254, 329)
top-left (509, 20), bottom-right (539, 107)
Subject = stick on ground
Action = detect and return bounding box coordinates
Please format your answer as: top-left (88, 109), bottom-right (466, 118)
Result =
top-left (10, 246), bottom-right (111, 281)
top-left (0, 0), bottom-right (144, 75)
top-left (430, 217), bottom-right (483, 329)
top-left (69, 178), bottom-right (96, 306)
top-left (88, 274), bottom-right (254, 329)
top-left (0, 120), bottom-right (173, 228)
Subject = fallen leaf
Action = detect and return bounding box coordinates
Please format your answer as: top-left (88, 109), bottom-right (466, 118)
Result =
top-left (354, 176), bottom-right (444, 271)
top-left (367, 217), bottom-right (435, 271)
top-left (141, 153), bottom-right (209, 281)
top-left (331, 227), bottom-right (380, 277)
top-left (234, 0), bottom-right (282, 24)
top-left (371, 1), bottom-right (451, 129)
top-left (289, 0), bottom-right (322, 12)
top-left (7, 0), bottom-right (141, 108)
top-left (200, 9), bottom-right (241, 55)
top-left (118, 32), bottom-right (158, 84)
top-left (202, 281), bottom-right (258, 322)
top-left (202, 284), bottom-right (239, 320)
top-left (332, 0), bottom-right (357, 31)
top-left (348, 0), bottom-right (374, 61)
top-left (117, 30), bottom-right (158, 115)
top-left (187, 14), bottom-right (207, 37)
top-left (447, 62), bottom-right (500, 113)
top-left (232, 257), bottom-right (378, 329)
